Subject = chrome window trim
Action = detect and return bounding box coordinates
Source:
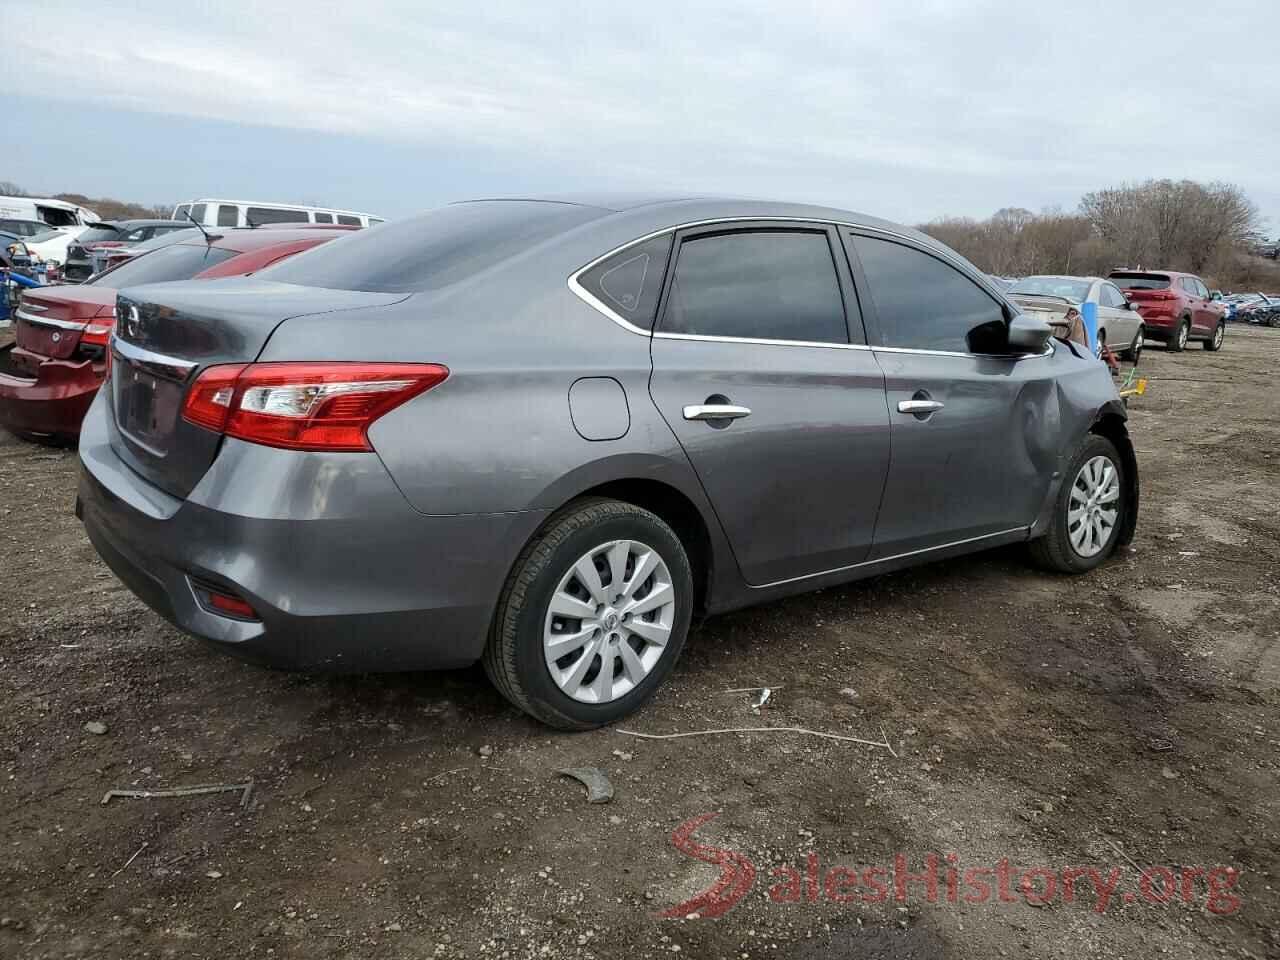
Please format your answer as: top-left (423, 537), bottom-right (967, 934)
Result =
top-left (15, 310), bottom-right (85, 331)
top-left (109, 334), bottom-right (197, 382)
top-left (567, 216), bottom-right (1025, 358)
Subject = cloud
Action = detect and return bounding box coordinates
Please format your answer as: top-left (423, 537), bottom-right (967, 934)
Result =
top-left (3, 0), bottom-right (1277, 225)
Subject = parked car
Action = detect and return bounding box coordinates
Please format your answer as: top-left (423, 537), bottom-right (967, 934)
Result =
top-left (0, 228), bottom-right (353, 440)
top-left (0, 218), bottom-right (55, 238)
top-left (1108, 270), bottom-right (1226, 351)
top-left (62, 220), bottom-right (190, 282)
top-left (172, 198), bottom-right (384, 229)
top-left (0, 195), bottom-right (100, 228)
top-left (22, 225), bottom-right (89, 268)
top-left (1007, 275), bottom-right (1145, 361)
top-left (77, 196), bottom-right (1139, 730)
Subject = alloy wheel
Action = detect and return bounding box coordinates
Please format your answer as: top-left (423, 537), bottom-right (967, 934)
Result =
top-left (1067, 455), bottom-right (1120, 558)
top-left (543, 540), bottom-right (676, 704)
top-left (1213, 324), bottom-right (1224, 348)
top-left (1177, 323), bottom-right (1189, 350)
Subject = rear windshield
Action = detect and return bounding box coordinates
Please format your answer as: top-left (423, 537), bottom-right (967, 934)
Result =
top-left (1008, 277), bottom-right (1092, 301)
top-left (77, 225), bottom-right (126, 243)
top-left (87, 243), bottom-right (239, 287)
top-left (1110, 272), bottom-right (1171, 290)
top-left (260, 201), bottom-right (603, 293)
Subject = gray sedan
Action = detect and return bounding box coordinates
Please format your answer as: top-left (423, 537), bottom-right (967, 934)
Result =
top-left (77, 196), bottom-right (1138, 729)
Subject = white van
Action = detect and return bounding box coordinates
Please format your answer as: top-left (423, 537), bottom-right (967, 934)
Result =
top-left (171, 199), bottom-right (384, 229)
top-left (0, 196), bottom-right (101, 228)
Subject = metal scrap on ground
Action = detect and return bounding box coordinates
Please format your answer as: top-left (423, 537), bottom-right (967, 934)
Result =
top-left (556, 767), bottom-right (614, 804)
top-left (101, 781), bottom-right (254, 808)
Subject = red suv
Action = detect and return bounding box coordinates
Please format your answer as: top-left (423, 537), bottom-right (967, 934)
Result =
top-left (1108, 270), bottom-right (1226, 352)
top-left (0, 228), bottom-right (351, 441)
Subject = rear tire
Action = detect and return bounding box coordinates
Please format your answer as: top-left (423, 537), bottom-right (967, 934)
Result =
top-left (482, 497), bottom-right (694, 730)
top-left (1203, 322), bottom-right (1224, 351)
top-left (1028, 434), bottom-right (1128, 574)
top-left (1169, 318), bottom-right (1190, 352)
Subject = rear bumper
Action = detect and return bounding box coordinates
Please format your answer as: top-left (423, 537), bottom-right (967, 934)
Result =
top-left (0, 344), bottom-right (101, 437)
top-left (77, 391), bottom-right (549, 672)
top-left (1135, 308), bottom-right (1178, 336)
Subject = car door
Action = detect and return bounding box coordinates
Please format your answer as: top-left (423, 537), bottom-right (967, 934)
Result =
top-left (1097, 281), bottom-right (1139, 349)
top-left (647, 223), bottom-right (891, 586)
top-left (844, 230), bottom-right (1057, 559)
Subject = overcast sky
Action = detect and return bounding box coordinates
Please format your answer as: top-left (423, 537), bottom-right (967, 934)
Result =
top-left (4, 0), bottom-right (1277, 231)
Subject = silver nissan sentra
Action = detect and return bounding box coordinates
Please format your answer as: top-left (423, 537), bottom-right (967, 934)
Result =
top-left (77, 195), bottom-right (1138, 729)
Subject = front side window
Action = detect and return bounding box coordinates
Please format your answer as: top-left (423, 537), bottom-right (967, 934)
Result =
top-left (174, 204), bottom-right (192, 222)
top-left (660, 230), bottom-right (848, 344)
top-left (217, 205), bottom-right (238, 227)
top-left (577, 233), bottom-right (673, 329)
top-left (851, 235), bottom-right (1005, 353)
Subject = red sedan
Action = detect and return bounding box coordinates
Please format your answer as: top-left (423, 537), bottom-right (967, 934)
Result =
top-left (0, 228), bottom-right (350, 441)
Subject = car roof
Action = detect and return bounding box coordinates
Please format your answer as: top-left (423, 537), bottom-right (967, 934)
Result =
top-left (452, 194), bottom-right (949, 255)
top-left (1019, 274), bottom-right (1104, 283)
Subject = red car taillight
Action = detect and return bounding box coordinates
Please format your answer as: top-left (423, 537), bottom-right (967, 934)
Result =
top-left (82, 306), bottom-right (115, 347)
top-left (182, 362), bottom-right (449, 452)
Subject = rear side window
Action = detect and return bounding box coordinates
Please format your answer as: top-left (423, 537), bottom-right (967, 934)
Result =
top-left (851, 235), bottom-right (1004, 353)
top-left (337, 215), bottom-right (361, 226)
top-left (660, 230), bottom-right (848, 344)
top-left (88, 244), bottom-right (239, 287)
top-left (1100, 284), bottom-right (1127, 308)
top-left (217, 205), bottom-right (238, 227)
top-left (260, 201), bottom-right (604, 293)
top-left (247, 206), bottom-right (307, 225)
top-left (1110, 272), bottom-right (1171, 290)
top-left (577, 233), bottom-right (672, 329)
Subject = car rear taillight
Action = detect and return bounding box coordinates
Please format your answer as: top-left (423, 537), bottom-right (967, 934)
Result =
top-left (181, 362), bottom-right (449, 451)
top-left (81, 306), bottom-right (115, 347)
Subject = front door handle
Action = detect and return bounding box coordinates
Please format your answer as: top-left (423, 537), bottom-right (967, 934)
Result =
top-left (683, 403), bottom-right (752, 421)
top-left (897, 399), bottom-right (945, 414)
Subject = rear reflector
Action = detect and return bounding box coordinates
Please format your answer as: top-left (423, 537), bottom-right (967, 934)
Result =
top-left (182, 362), bottom-right (449, 452)
top-left (207, 591), bottom-right (258, 620)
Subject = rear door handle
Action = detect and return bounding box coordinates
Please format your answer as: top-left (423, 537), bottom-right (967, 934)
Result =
top-left (897, 399), bottom-right (945, 414)
top-left (683, 404), bottom-right (752, 421)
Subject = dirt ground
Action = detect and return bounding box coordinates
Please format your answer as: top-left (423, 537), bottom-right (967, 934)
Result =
top-left (1, 324), bottom-right (1277, 960)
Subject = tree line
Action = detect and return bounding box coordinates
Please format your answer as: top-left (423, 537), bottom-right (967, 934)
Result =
top-left (920, 179), bottom-right (1279, 293)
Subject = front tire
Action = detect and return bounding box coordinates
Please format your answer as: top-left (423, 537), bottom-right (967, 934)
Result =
top-left (483, 498), bottom-right (694, 730)
top-left (1125, 325), bottom-right (1145, 362)
top-left (1203, 322), bottom-right (1224, 351)
top-left (1028, 434), bottom-right (1128, 574)
top-left (1169, 318), bottom-right (1190, 352)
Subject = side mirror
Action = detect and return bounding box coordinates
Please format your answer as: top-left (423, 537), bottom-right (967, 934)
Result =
top-left (1007, 313), bottom-right (1052, 353)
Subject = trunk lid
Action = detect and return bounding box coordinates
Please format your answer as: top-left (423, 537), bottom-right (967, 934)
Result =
top-left (107, 279), bottom-right (408, 498)
top-left (1009, 293), bottom-right (1074, 329)
top-left (15, 286), bottom-right (116, 359)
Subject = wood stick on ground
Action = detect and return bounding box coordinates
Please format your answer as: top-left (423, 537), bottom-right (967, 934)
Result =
top-left (1101, 835), bottom-right (1144, 874)
top-left (111, 842), bottom-right (148, 879)
top-left (616, 726), bottom-right (896, 753)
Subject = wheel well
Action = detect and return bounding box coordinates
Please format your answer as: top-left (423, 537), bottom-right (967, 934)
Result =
top-left (1090, 414), bottom-right (1138, 547)
top-left (573, 479), bottom-right (714, 616)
